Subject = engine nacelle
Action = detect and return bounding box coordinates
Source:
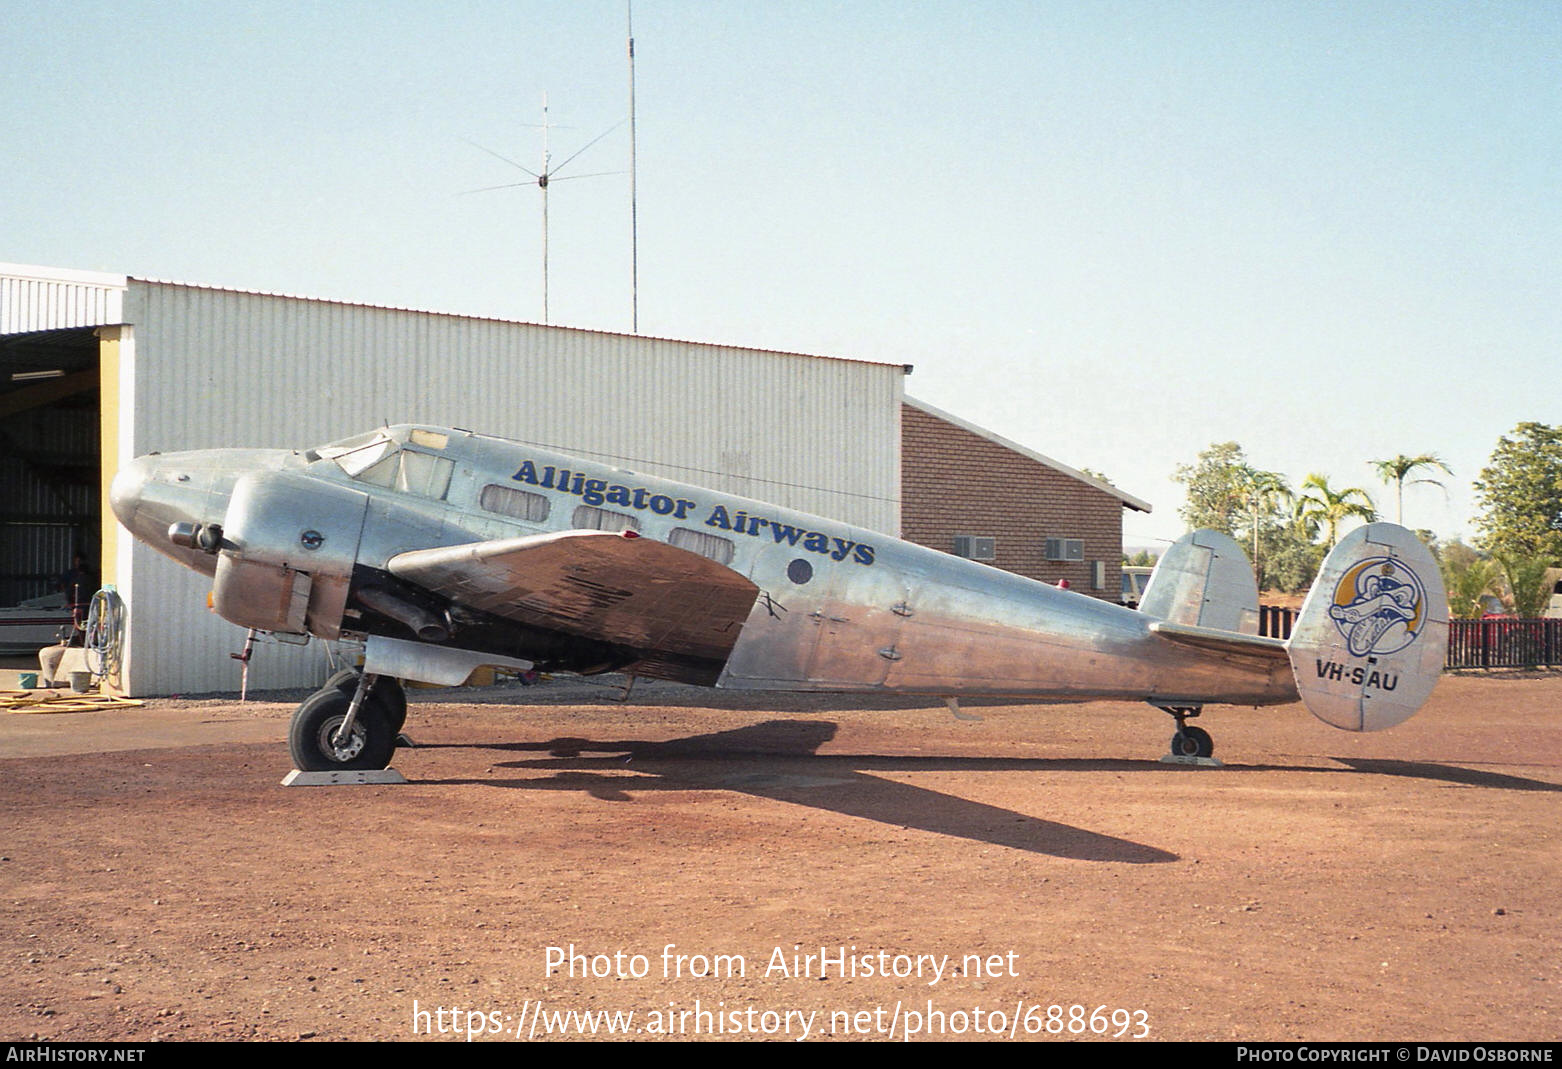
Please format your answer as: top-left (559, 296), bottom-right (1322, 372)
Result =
top-left (210, 471), bottom-right (369, 637)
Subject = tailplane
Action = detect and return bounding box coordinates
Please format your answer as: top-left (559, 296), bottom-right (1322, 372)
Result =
top-left (1287, 523), bottom-right (1448, 731)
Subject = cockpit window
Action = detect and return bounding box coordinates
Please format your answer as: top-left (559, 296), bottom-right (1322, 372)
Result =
top-left (330, 437), bottom-right (397, 477)
top-left (317, 431), bottom-right (386, 455)
top-left (409, 429), bottom-right (449, 450)
top-left (325, 437), bottom-right (453, 501)
top-left (391, 450), bottom-right (454, 499)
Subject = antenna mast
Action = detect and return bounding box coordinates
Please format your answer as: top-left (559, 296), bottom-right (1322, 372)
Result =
top-left (539, 92), bottom-right (553, 323)
top-left (627, 0), bottom-right (639, 332)
top-left (460, 100), bottom-right (625, 324)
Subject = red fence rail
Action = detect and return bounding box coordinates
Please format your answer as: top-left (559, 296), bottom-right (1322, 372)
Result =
top-left (1446, 619), bottom-right (1562, 669)
top-left (1255, 611), bottom-right (1560, 669)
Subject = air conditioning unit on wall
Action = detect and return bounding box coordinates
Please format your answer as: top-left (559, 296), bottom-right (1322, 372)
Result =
top-left (953, 535), bottom-right (996, 561)
top-left (1044, 538), bottom-right (1083, 562)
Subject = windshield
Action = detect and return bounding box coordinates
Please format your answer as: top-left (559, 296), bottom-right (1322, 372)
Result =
top-left (330, 437), bottom-right (398, 477)
top-left (315, 429), bottom-right (391, 459)
top-left (312, 428), bottom-right (453, 499)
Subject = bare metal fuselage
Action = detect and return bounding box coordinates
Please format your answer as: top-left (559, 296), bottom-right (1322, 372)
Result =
top-left (110, 425), bottom-right (1297, 708)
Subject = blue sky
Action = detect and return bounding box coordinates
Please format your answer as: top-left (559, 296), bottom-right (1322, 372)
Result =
top-left (5, 1), bottom-right (1558, 547)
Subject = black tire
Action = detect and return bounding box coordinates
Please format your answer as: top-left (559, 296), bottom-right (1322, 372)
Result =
top-left (373, 678), bottom-right (408, 735)
top-left (289, 688), bottom-right (395, 771)
top-left (1171, 726), bottom-right (1214, 759)
top-left (327, 671), bottom-right (408, 734)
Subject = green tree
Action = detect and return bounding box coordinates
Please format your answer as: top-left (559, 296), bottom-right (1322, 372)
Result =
top-left (1474, 422), bottom-right (1562, 562)
top-left (1175, 442), bottom-right (1253, 536)
top-left (1242, 468), bottom-right (1291, 560)
top-left (1173, 443), bottom-right (1313, 591)
top-left (1294, 474), bottom-right (1377, 550)
top-left (1437, 540), bottom-right (1499, 619)
top-left (1500, 554), bottom-right (1553, 619)
top-left (1370, 453), bottom-right (1451, 526)
top-left (1258, 526), bottom-right (1323, 594)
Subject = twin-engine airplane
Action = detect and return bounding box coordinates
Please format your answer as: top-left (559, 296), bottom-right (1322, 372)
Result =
top-left (109, 424), bottom-right (1449, 772)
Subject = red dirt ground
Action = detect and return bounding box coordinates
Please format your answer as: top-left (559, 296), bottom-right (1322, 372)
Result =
top-left (2, 671), bottom-right (1558, 1042)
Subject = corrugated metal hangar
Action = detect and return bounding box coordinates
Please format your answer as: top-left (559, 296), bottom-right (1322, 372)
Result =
top-left (0, 263), bottom-right (905, 695)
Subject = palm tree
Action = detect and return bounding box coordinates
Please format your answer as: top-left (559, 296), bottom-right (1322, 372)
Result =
top-left (1370, 453), bottom-right (1452, 525)
top-left (1240, 468), bottom-right (1291, 586)
top-left (1442, 554), bottom-right (1502, 619)
top-left (1295, 473), bottom-right (1378, 549)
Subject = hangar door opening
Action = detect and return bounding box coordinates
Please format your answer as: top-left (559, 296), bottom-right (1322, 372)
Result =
top-left (0, 326), bottom-right (103, 617)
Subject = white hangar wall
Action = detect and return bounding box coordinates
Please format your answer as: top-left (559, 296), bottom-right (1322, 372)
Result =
top-left (4, 268), bottom-right (904, 695)
top-left (118, 281), bottom-right (904, 695)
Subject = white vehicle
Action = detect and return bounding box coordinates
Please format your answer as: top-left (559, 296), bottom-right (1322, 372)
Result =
top-left (1120, 566), bottom-right (1153, 608)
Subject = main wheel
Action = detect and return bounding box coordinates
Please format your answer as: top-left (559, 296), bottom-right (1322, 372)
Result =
top-left (372, 678), bottom-right (407, 734)
top-left (289, 688), bottom-right (395, 771)
top-left (326, 671), bottom-right (408, 734)
top-left (1170, 725), bottom-right (1214, 759)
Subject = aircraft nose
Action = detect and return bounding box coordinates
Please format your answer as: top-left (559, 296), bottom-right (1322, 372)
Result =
top-left (108, 454), bottom-right (155, 531)
top-left (108, 452), bottom-right (224, 554)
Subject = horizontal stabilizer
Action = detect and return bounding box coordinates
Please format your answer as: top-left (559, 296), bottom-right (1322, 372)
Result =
top-left (1148, 620), bottom-right (1288, 664)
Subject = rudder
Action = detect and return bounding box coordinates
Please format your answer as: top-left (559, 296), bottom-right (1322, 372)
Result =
top-left (1287, 523), bottom-right (1448, 731)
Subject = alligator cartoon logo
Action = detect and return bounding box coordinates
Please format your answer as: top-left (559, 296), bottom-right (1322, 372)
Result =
top-left (1328, 557), bottom-right (1426, 657)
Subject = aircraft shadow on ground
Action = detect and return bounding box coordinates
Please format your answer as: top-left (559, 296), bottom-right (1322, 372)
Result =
top-left (421, 719), bottom-right (1178, 863)
top-left (1322, 757), bottom-right (1562, 793)
top-left (407, 720), bottom-right (1562, 857)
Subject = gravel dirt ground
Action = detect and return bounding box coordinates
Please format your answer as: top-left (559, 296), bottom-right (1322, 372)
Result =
top-left (1, 671), bottom-right (1558, 1043)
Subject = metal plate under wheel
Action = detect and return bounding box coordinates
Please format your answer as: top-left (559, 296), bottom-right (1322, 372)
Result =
top-left (1158, 754), bottom-right (1224, 767)
top-left (280, 768), bottom-right (408, 786)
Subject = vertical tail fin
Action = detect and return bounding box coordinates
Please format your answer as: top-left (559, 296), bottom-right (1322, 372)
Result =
top-left (1139, 529), bottom-right (1261, 634)
top-left (1287, 523), bottom-right (1448, 731)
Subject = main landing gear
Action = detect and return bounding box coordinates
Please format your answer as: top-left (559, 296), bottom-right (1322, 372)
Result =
top-left (1159, 705), bottom-right (1217, 762)
top-left (288, 671), bottom-right (407, 772)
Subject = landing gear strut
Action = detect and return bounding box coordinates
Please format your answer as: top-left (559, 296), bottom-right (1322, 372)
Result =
top-left (325, 669), bottom-right (408, 735)
top-left (1159, 705), bottom-right (1216, 761)
top-left (288, 671), bottom-right (404, 771)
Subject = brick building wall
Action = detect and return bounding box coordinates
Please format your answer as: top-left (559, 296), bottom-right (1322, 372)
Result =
top-left (900, 399), bottom-right (1148, 598)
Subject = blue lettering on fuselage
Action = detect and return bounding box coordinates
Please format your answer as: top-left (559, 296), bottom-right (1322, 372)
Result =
top-left (514, 459), bottom-right (876, 566)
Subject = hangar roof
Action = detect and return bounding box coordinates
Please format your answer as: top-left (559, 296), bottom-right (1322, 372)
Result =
top-left (903, 395), bottom-right (1152, 513)
top-left (0, 262), bottom-right (908, 372)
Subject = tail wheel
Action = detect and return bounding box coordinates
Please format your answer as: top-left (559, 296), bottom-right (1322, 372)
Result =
top-left (289, 688), bottom-right (395, 771)
top-left (1170, 725), bottom-right (1214, 759)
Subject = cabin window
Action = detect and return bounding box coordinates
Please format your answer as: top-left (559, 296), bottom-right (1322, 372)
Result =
top-left (479, 484), bottom-right (550, 523)
top-left (668, 527), bottom-right (735, 565)
top-left (572, 505), bottom-right (641, 533)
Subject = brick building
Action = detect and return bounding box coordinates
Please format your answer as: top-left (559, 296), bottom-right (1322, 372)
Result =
top-left (900, 397), bottom-right (1151, 598)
